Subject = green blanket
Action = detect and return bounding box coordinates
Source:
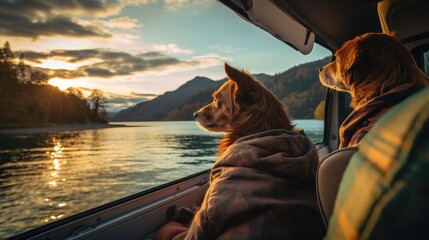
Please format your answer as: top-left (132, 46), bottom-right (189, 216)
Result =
top-left (326, 86), bottom-right (429, 239)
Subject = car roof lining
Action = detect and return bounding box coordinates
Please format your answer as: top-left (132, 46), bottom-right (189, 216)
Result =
top-left (271, 0), bottom-right (381, 50)
top-left (219, 0), bottom-right (428, 53)
top-left (219, 0), bottom-right (382, 51)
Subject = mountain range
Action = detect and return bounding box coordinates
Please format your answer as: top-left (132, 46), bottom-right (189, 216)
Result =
top-left (113, 57), bottom-right (330, 121)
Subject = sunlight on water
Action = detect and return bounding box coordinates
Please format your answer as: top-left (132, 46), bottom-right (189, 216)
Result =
top-left (43, 140), bottom-right (67, 224)
top-left (0, 120), bottom-right (322, 238)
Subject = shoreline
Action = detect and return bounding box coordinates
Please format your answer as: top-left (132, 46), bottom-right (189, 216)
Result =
top-left (0, 123), bottom-right (127, 135)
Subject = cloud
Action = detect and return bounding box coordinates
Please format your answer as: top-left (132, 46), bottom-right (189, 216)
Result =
top-left (18, 48), bottom-right (229, 79)
top-left (152, 44), bottom-right (193, 55)
top-left (103, 16), bottom-right (142, 29)
top-left (163, 0), bottom-right (214, 11)
top-left (0, 0), bottom-right (148, 39)
top-left (64, 87), bottom-right (156, 112)
top-left (103, 91), bottom-right (157, 112)
top-left (0, 0), bottom-right (215, 38)
top-left (209, 45), bottom-right (235, 53)
top-left (164, 0), bottom-right (188, 11)
top-left (192, 53), bottom-right (232, 62)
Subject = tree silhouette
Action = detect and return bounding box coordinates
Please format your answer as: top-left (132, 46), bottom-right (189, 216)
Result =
top-left (0, 41), bottom-right (19, 96)
top-left (88, 89), bottom-right (107, 122)
top-left (66, 87), bottom-right (84, 99)
top-left (1, 42), bottom-right (107, 126)
top-left (17, 53), bottom-right (26, 83)
top-left (29, 69), bottom-right (48, 84)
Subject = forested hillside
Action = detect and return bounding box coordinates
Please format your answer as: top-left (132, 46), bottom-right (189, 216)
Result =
top-left (0, 42), bottom-right (107, 127)
top-left (268, 57), bottom-right (330, 118)
top-left (114, 57), bottom-right (330, 121)
top-left (113, 76), bottom-right (225, 121)
top-left (163, 81), bottom-right (226, 120)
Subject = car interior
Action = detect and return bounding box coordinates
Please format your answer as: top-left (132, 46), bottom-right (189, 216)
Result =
top-left (11, 0), bottom-right (429, 239)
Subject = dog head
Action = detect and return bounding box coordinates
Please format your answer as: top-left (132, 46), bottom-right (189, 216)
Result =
top-left (193, 63), bottom-right (292, 136)
top-left (193, 77), bottom-right (236, 133)
top-left (319, 33), bottom-right (428, 107)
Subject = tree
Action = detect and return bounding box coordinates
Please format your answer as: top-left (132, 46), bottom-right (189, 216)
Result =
top-left (16, 53), bottom-right (26, 83)
top-left (66, 87), bottom-right (84, 100)
top-left (29, 69), bottom-right (49, 84)
top-left (314, 100), bottom-right (325, 119)
top-left (0, 41), bottom-right (19, 95)
top-left (1, 42), bottom-right (15, 64)
top-left (88, 89), bottom-right (107, 122)
top-left (0, 44), bottom-right (48, 86)
top-left (1, 41), bottom-right (106, 125)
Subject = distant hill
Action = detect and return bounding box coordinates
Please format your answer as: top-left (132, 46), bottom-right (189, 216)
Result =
top-left (270, 57), bottom-right (331, 119)
top-left (114, 77), bottom-right (224, 121)
top-left (113, 57), bottom-right (331, 121)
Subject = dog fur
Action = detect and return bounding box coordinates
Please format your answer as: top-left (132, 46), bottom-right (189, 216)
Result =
top-left (155, 64), bottom-right (324, 240)
top-left (194, 63), bottom-right (293, 155)
top-left (319, 32), bottom-right (428, 108)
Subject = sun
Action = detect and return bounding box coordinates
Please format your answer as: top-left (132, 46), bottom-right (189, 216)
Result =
top-left (48, 78), bottom-right (78, 91)
top-left (36, 59), bottom-right (76, 70)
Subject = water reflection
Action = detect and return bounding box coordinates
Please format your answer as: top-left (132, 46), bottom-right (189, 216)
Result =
top-left (0, 120), bottom-right (322, 238)
top-left (0, 122), bottom-right (222, 238)
top-left (44, 139), bottom-right (67, 224)
top-left (167, 134), bottom-right (220, 165)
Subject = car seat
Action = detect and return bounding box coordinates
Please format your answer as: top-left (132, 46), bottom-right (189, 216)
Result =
top-left (324, 86), bottom-right (429, 239)
top-left (316, 146), bottom-right (358, 227)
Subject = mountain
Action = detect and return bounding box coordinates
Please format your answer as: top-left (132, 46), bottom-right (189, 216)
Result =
top-left (113, 76), bottom-right (225, 121)
top-left (271, 57), bottom-right (331, 119)
top-left (113, 57), bottom-right (331, 121)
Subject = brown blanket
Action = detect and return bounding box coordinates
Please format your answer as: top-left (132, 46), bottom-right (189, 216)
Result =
top-left (157, 129), bottom-right (324, 240)
top-left (339, 83), bottom-right (422, 148)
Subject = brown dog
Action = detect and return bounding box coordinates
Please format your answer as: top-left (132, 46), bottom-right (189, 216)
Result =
top-left (319, 32), bottom-right (428, 108)
top-left (319, 33), bottom-right (428, 147)
top-left (156, 64), bottom-right (325, 239)
top-left (193, 63), bottom-right (293, 155)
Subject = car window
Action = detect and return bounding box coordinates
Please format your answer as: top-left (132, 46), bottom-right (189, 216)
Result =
top-left (0, 1), bottom-right (329, 238)
top-left (412, 45), bottom-right (429, 75)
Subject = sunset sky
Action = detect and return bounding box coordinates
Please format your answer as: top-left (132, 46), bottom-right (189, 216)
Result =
top-left (0, 0), bottom-right (330, 112)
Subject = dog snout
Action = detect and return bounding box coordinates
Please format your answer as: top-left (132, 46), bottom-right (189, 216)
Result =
top-left (193, 112), bottom-right (199, 119)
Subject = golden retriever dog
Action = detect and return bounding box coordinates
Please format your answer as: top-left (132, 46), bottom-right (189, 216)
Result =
top-left (156, 63), bottom-right (325, 240)
top-left (319, 32), bottom-right (429, 147)
top-left (193, 63), bottom-right (293, 154)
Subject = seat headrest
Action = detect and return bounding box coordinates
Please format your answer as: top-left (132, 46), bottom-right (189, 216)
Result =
top-left (316, 147), bottom-right (358, 226)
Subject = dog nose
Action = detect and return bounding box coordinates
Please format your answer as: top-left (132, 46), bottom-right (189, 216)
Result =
top-left (193, 112), bottom-right (198, 119)
top-left (319, 67), bottom-right (323, 72)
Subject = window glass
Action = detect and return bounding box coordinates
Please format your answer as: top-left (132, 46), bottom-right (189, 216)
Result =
top-left (412, 45), bottom-right (429, 75)
top-left (0, 1), bottom-right (329, 238)
top-left (422, 48), bottom-right (429, 75)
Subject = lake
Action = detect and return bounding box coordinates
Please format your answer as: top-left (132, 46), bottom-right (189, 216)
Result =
top-left (0, 120), bottom-right (323, 239)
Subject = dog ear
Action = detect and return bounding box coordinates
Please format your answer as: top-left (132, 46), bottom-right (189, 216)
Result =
top-left (224, 63), bottom-right (254, 92)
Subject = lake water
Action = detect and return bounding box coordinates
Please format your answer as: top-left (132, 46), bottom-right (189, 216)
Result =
top-left (0, 120), bottom-right (323, 239)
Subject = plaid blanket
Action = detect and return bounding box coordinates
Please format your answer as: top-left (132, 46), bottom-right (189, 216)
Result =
top-left (183, 129), bottom-right (325, 240)
top-left (326, 86), bottom-right (429, 239)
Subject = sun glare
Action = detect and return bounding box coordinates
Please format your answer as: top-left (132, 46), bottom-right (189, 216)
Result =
top-left (36, 59), bottom-right (77, 70)
top-left (48, 78), bottom-right (79, 91)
